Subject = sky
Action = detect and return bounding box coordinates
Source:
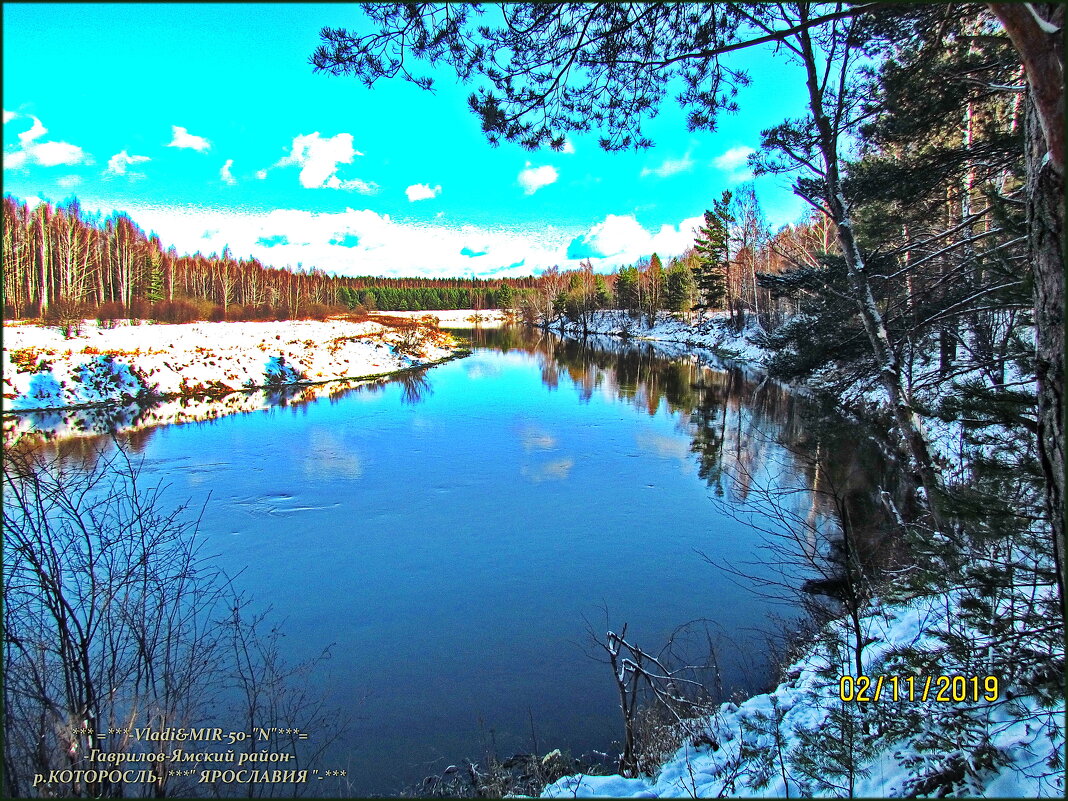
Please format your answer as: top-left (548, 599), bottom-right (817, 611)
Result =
top-left (3, 3), bottom-right (814, 279)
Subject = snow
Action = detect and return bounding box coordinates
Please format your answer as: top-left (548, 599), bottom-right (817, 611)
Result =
top-left (543, 589), bottom-right (1064, 798)
top-left (372, 309), bottom-right (511, 327)
top-left (540, 310), bottom-right (772, 364)
top-left (537, 310), bottom-right (1063, 798)
top-left (2, 316), bottom-right (462, 438)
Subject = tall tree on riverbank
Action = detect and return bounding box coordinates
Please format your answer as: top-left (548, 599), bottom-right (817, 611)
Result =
top-left (780, 4), bottom-right (952, 530)
top-left (692, 192), bottom-right (733, 313)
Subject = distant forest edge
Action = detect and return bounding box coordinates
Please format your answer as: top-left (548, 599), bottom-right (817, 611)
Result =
top-left (0, 194), bottom-right (548, 322)
top-left (1, 191), bottom-right (804, 326)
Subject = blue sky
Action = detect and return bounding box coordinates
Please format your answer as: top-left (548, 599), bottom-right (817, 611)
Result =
top-left (3, 3), bottom-right (812, 278)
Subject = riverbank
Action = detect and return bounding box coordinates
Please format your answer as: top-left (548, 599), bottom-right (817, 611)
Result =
top-left (538, 309), bottom-right (771, 363)
top-left (539, 309), bottom-right (994, 482)
top-left (1, 315), bottom-right (465, 413)
top-left (377, 308), bottom-right (511, 328)
top-left (542, 585), bottom-right (1063, 797)
top-left (534, 310), bottom-right (1063, 798)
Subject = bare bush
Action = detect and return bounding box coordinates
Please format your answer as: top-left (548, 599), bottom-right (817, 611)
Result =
top-left (2, 444), bottom-right (228, 797)
top-left (95, 300), bottom-right (127, 329)
top-left (589, 620), bottom-right (722, 778)
top-left (151, 298), bottom-right (204, 324)
top-left (45, 299), bottom-right (87, 338)
top-left (2, 443), bottom-right (345, 798)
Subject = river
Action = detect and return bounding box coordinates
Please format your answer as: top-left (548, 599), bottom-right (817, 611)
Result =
top-left (5, 325), bottom-right (898, 796)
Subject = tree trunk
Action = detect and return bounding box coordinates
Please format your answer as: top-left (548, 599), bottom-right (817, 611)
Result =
top-left (796, 18), bottom-right (948, 532)
top-left (1025, 91), bottom-right (1065, 613)
top-left (35, 214), bottom-right (48, 317)
top-left (989, 2), bottom-right (1065, 620)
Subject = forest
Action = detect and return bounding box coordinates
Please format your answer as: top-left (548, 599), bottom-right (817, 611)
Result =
top-left (0, 195), bottom-right (541, 319)
top-left (0, 186), bottom-right (808, 323)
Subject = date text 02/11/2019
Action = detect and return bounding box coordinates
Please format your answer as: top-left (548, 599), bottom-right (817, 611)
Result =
top-left (839, 675), bottom-right (1000, 703)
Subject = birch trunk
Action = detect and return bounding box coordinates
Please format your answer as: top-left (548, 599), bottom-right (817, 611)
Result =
top-left (797, 18), bottom-right (948, 532)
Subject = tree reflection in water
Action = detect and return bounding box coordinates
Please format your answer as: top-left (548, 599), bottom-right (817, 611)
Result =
top-left (460, 325), bottom-right (913, 597)
top-left (4, 369), bottom-right (435, 469)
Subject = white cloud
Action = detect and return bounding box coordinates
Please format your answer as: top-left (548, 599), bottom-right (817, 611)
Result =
top-left (18, 116), bottom-right (48, 147)
top-left (104, 204), bottom-right (569, 278)
top-left (275, 132), bottom-right (377, 192)
top-left (518, 162), bottom-right (558, 195)
top-left (339, 177), bottom-right (379, 193)
top-left (560, 138), bottom-right (576, 154)
top-left (220, 159), bottom-right (236, 185)
top-left (405, 183), bottom-right (441, 202)
top-left (567, 214), bottom-right (650, 259)
top-left (713, 145), bottom-right (755, 183)
top-left (61, 200), bottom-right (706, 282)
top-left (255, 169), bottom-right (268, 180)
top-left (32, 141), bottom-right (88, 167)
top-left (4, 151), bottom-right (28, 170)
top-left (4, 115), bottom-right (90, 170)
top-left (105, 150), bottom-right (151, 176)
top-left (641, 153), bottom-right (694, 178)
top-left (57, 175), bottom-right (82, 188)
top-left (4, 110), bottom-right (17, 124)
top-left (567, 213), bottom-right (704, 263)
top-left (713, 146), bottom-right (754, 170)
top-left (167, 125), bottom-right (211, 151)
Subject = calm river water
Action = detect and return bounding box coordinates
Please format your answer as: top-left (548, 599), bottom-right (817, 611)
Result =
top-left (11, 325), bottom-right (893, 796)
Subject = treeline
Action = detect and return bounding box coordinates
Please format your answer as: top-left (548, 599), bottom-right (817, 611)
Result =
top-left (337, 284), bottom-right (513, 312)
top-left (521, 187), bottom-right (824, 332)
top-left (1, 187), bottom-right (813, 326)
top-left (1, 184), bottom-right (833, 328)
top-left (0, 194), bottom-right (551, 322)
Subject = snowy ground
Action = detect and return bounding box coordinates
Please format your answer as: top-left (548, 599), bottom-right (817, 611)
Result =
top-left (2, 317), bottom-right (462, 435)
top-left (543, 588), bottom-right (1064, 798)
top-left (371, 309), bottom-right (511, 327)
top-left (541, 309), bottom-right (772, 364)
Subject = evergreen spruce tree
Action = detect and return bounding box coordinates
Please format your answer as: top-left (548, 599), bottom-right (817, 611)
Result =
top-left (496, 282), bottom-right (514, 310)
top-left (665, 260), bottom-right (696, 315)
top-left (144, 251), bottom-right (164, 304)
top-left (615, 266), bottom-right (640, 313)
top-left (594, 275), bottom-right (611, 309)
top-left (692, 191), bottom-right (733, 311)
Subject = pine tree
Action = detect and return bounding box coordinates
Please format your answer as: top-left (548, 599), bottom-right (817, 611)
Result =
top-left (692, 191), bottom-right (733, 311)
top-left (496, 282), bottom-right (514, 310)
top-left (665, 260), bottom-right (696, 315)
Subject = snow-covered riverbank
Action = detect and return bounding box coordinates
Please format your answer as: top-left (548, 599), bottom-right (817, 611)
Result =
top-left (539, 309), bottom-right (771, 364)
top-left (535, 309), bottom-right (1063, 798)
top-left (542, 586), bottom-right (1064, 797)
top-left (1, 316), bottom-right (461, 412)
top-left (376, 308), bottom-right (511, 328)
